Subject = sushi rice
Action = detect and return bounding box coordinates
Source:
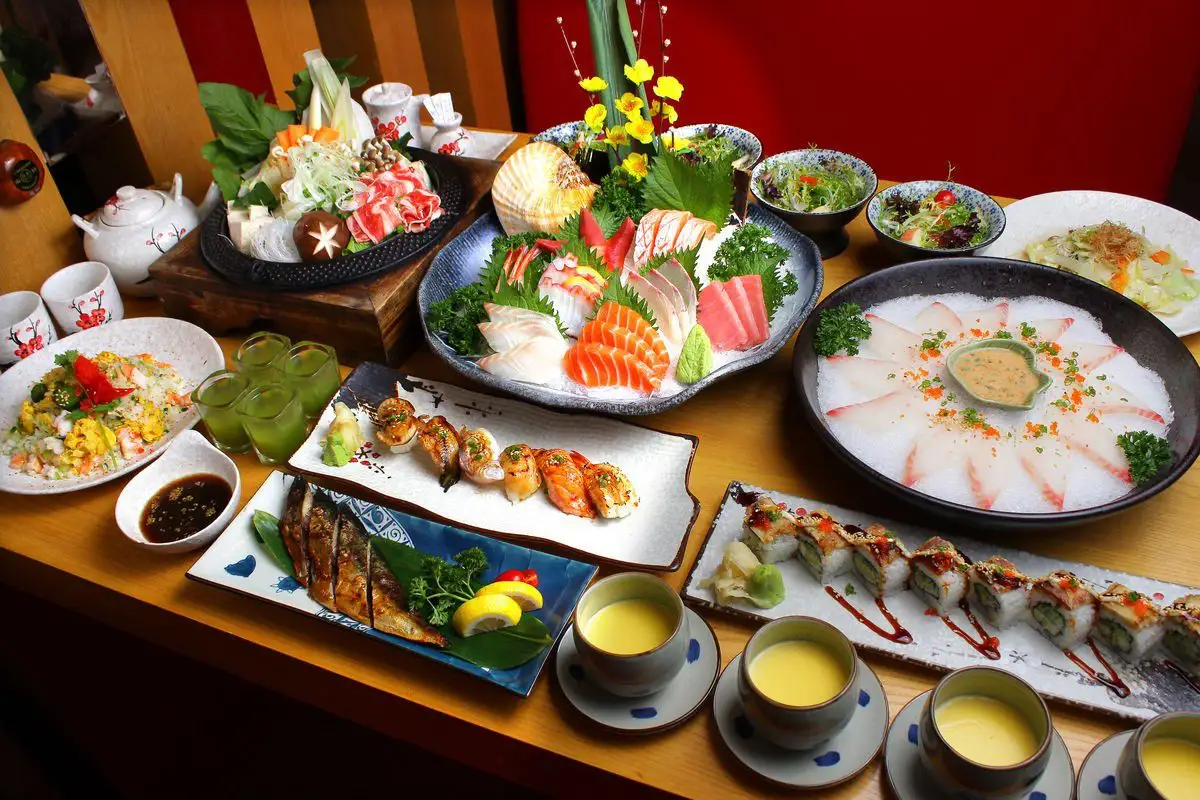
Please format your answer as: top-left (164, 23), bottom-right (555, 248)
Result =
top-left (794, 511), bottom-right (854, 581)
top-left (908, 537), bottom-right (968, 613)
top-left (968, 557), bottom-right (1030, 629)
top-left (1093, 583), bottom-right (1164, 661)
top-left (1028, 570), bottom-right (1098, 649)
top-left (845, 523), bottom-right (911, 598)
top-left (1163, 595), bottom-right (1200, 673)
top-left (740, 496), bottom-right (800, 564)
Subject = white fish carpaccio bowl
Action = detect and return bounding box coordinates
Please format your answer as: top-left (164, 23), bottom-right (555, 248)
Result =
top-left (793, 257), bottom-right (1200, 530)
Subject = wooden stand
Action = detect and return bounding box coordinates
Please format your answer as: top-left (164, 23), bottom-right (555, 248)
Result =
top-left (149, 157), bottom-right (500, 366)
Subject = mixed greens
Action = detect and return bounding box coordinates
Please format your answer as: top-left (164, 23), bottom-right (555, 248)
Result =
top-left (672, 126), bottom-right (744, 167)
top-left (878, 186), bottom-right (988, 249)
top-left (757, 156), bottom-right (868, 213)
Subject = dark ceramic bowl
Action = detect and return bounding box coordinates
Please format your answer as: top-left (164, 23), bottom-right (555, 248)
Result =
top-left (866, 181), bottom-right (1005, 262)
top-left (751, 149), bottom-right (877, 259)
top-left (420, 205), bottom-right (823, 416)
top-left (793, 257), bottom-right (1200, 530)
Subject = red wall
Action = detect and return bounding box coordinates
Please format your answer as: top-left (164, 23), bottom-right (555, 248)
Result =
top-left (517, 0), bottom-right (1200, 202)
top-left (168, 0), bottom-right (274, 102)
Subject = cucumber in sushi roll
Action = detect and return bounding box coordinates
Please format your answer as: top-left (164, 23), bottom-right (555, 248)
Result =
top-left (1164, 594), bottom-right (1200, 673)
top-left (1093, 583), bottom-right (1164, 661)
top-left (1029, 570), bottom-right (1097, 650)
top-left (909, 537), bottom-right (969, 614)
top-left (794, 511), bottom-right (853, 582)
top-left (844, 523), bottom-right (910, 598)
top-left (968, 557), bottom-right (1030, 629)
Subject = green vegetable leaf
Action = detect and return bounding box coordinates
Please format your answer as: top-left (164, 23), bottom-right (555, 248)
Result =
top-left (66, 399), bottom-right (121, 420)
top-left (232, 181), bottom-right (279, 210)
top-left (641, 244), bottom-right (701, 286)
top-left (707, 223), bottom-right (795, 322)
top-left (427, 283), bottom-right (490, 356)
top-left (54, 350), bottom-right (79, 372)
top-left (252, 511), bottom-right (294, 577)
top-left (1117, 430), bottom-right (1172, 486)
top-left (441, 614), bottom-right (554, 669)
top-left (813, 302), bottom-right (871, 357)
top-left (286, 56), bottom-right (368, 112)
top-left (643, 149), bottom-right (735, 226)
top-left (593, 168), bottom-right (647, 228)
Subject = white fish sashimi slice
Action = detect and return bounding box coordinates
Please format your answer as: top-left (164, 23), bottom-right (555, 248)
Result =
top-left (476, 336), bottom-right (569, 385)
top-left (825, 355), bottom-right (905, 396)
top-left (1018, 440), bottom-right (1069, 510)
top-left (657, 259), bottom-right (698, 330)
top-left (826, 389), bottom-right (921, 432)
top-left (624, 271), bottom-right (683, 346)
top-left (965, 302), bottom-right (1009, 335)
top-left (644, 269), bottom-right (687, 324)
top-left (1089, 383), bottom-right (1167, 424)
top-left (903, 426), bottom-right (966, 487)
top-left (915, 301), bottom-right (963, 339)
top-left (1025, 317), bottom-right (1074, 342)
top-left (538, 284), bottom-right (593, 338)
top-left (1057, 416), bottom-right (1132, 483)
top-left (965, 437), bottom-right (1017, 509)
top-left (478, 319), bottom-right (562, 352)
top-left (863, 314), bottom-right (922, 362)
top-left (1071, 342), bottom-right (1124, 373)
top-left (484, 302), bottom-right (555, 326)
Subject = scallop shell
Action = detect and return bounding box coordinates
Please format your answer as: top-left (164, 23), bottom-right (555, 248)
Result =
top-left (493, 142), bottom-right (597, 235)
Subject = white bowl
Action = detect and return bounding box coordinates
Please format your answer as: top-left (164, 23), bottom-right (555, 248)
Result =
top-left (115, 430), bottom-right (242, 553)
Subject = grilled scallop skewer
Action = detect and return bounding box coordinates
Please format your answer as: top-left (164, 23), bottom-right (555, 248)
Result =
top-left (501, 444), bottom-right (542, 502)
top-left (458, 427), bottom-right (505, 484)
top-left (417, 415), bottom-right (461, 490)
top-left (535, 448), bottom-right (594, 518)
top-left (374, 396), bottom-right (421, 454)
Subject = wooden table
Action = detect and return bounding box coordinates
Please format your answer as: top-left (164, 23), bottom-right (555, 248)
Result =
top-left (4, 143), bottom-right (1200, 799)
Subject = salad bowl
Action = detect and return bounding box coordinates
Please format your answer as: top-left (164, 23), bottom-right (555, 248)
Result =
top-left (867, 181), bottom-right (1005, 262)
top-left (534, 121), bottom-right (762, 174)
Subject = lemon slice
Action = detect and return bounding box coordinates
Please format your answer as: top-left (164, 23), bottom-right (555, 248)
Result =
top-left (475, 581), bottom-right (544, 612)
top-left (452, 594), bottom-right (523, 637)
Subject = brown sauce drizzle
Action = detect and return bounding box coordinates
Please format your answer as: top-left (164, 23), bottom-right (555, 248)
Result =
top-left (1062, 640), bottom-right (1130, 698)
top-left (825, 585), bottom-right (913, 644)
top-left (731, 484), bottom-right (760, 507)
top-left (923, 601), bottom-right (1001, 660)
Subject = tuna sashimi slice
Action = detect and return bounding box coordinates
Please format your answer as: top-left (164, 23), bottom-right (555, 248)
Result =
top-left (825, 356), bottom-right (906, 396)
top-left (1088, 383), bottom-right (1166, 424)
top-left (903, 426), bottom-right (965, 487)
top-left (564, 342), bottom-right (659, 394)
top-left (733, 274), bottom-right (770, 345)
top-left (1026, 317), bottom-right (1074, 342)
top-left (966, 438), bottom-right (1017, 509)
top-left (825, 390), bottom-right (922, 432)
top-left (477, 336), bottom-right (569, 385)
top-left (578, 322), bottom-right (668, 379)
top-left (697, 281), bottom-right (749, 351)
top-left (1018, 440), bottom-right (1069, 510)
top-left (915, 301), bottom-right (963, 340)
top-left (724, 277), bottom-right (767, 347)
top-left (593, 303), bottom-right (669, 365)
top-left (1072, 342), bottom-right (1124, 373)
top-left (965, 302), bottom-right (1009, 335)
top-left (1057, 416), bottom-right (1132, 483)
top-left (863, 314), bottom-right (921, 362)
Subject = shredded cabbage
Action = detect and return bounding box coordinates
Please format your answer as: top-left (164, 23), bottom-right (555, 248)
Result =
top-left (278, 140), bottom-right (362, 219)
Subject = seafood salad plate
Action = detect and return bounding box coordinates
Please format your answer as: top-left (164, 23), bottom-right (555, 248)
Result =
top-left (795, 258), bottom-right (1200, 528)
top-left (684, 482), bottom-right (1200, 722)
top-left (287, 363), bottom-right (700, 570)
top-left (980, 190), bottom-right (1200, 337)
top-left (189, 471), bottom-right (597, 696)
top-left (0, 318), bottom-right (223, 495)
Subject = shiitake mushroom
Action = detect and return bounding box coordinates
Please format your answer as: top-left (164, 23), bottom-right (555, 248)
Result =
top-left (293, 210), bottom-right (350, 261)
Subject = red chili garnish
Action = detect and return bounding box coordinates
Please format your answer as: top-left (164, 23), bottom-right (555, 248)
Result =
top-left (73, 355), bottom-right (135, 405)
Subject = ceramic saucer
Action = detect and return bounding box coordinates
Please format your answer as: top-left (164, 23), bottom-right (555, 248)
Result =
top-left (1076, 730), bottom-right (1132, 799)
top-left (555, 606), bottom-right (720, 734)
top-left (711, 653), bottom-right (888, 789)
top-left (884, 690), bottom-right (1075, 800)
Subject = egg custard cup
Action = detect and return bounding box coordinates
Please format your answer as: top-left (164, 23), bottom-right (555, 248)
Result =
top-left (1117, 711), bottom-right (1200, 800)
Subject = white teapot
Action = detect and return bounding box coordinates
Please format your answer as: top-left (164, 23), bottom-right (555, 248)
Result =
top-left (71, 173), bottom-right (200, 297)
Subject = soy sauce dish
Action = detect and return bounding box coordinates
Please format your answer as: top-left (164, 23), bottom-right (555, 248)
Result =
top-left (115, 430), bottom-right (241, 553)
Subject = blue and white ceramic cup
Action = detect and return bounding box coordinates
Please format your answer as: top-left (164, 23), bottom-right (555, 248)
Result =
top-left (919, 666), bottom-right (1053, 800)
top-left (572, 572), bottom-right (688, 698)
top-left (737, 616), bottom-right (859, 750)
top-left (1117, 711), bottom-right (1200, 800)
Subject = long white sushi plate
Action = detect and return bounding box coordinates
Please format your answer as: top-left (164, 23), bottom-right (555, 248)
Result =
top-left (289, 365), bottom-right (700, 570)
top-left (683, 482), bottom-right (1200, 722)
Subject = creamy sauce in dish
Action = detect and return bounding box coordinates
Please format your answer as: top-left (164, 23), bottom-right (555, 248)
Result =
top-left (583, 598), bottom-right (677, 655)
top-left (953, 346), bottom-right (1041, 405)
top-left (1142, 737), bottom-right (1200, 799)
top-left (934, 694), bottom-right (1041, 766)
top-left (749, 640), bottom-right (848, 706)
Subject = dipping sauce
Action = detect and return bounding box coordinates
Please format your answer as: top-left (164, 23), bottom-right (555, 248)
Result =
top-left (583, 599), bottom-right (677, 655)
top-left (750, 640), bottom-right (849, 706)
top-left (1142, 737), bottom-right (1200, 799)
top-left (953, 346), bottom-right (1041, 405)
top-left (140, 473), bottom-right (233, 543)
top-left (935, 695), bottom-right (1041, 766)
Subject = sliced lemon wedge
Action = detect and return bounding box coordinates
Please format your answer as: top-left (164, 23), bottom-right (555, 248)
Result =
top-left (475, 581), bottom-right (544, 612)
top-left (452, 594), bottom-right (523, 637)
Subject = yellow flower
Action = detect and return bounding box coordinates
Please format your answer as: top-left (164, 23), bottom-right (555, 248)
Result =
top-left (584, 103), bottom-right (607, 132)
top-left (652, 75), bottom-right (683, 101)
top-left (622, 152), bottom-right (649, 180)
top-left (625, 114), bottom-right (655, 144)
top-left (650, 100), bottom-right (678, 124)
top-left (606, 125), bottom-right (630, 146)
top-left (624, 58), bottom-right (654, 85)
top-left (615, 92), bottom-right (644, 120)
top-left (662, 132), bottom-right (691, 151)
top-left (578, 76), bottom-right (608, 93)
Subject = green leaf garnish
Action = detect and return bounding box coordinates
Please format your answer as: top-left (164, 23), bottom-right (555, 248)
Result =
top-left (643, 148), bottom-right (735, 226)
top-left (1117, 430), bottom-right (1172, 486)
top-left (813, 302), bottom-right (871, 357)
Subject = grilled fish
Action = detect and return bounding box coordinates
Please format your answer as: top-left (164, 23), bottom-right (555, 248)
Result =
top-left (418, 415), bottom-right (461, 490)
top-left (279, 477), bottom-right (314, 586)
top-left (369, 540), bottom-right (448, 647)
top-left (334, 508), bottom-right (371, 625)
top-left (305, 491), bottom-right (339, 612)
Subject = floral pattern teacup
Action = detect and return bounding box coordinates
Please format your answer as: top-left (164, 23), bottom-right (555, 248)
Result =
top-left (40, 261), bottom-right (124, 335)
top-left (1, 291), bottom-right (57, 366)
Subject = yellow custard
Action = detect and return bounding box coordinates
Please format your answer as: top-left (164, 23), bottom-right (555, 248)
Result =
top-left (954, 346), bottom-right (1041, 405)
top-left (1143, 737), bottom-right (1200, 800)
top-left (935, 695), bottom-right (1040, 767)
top-left (584, 599), bottom-right (677, 655)
top-left (749, 640), bottom-right (849, 706)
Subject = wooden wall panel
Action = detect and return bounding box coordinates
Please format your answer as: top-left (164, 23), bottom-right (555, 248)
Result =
top-left (0, 77), bottom-right (83, 293)
top-left (364, 0), bottom-right (428, 92)
top-left (453, 0), bottom-right (511, 130)
top-left (78, 0), bottom-right (213, 204)
top-left (309, 0), bottom-right (382, 88)
top-left (245, 0), bottom-right (323, 109)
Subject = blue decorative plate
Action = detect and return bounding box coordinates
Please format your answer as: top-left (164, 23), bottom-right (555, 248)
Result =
top-left (1076, 730), bottom-right (1132, 800)
top-left (187, 470), bottom-right (598, 697)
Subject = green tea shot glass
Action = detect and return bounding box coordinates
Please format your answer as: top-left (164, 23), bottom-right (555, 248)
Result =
top-left (283, 342), bottom-right (341, 419)
top-left (235, 382), bottom-right (308, 465)
top-left (233, 331), bottom-right (292, 386)
top-left (191, 370), bottom-right (252, 453)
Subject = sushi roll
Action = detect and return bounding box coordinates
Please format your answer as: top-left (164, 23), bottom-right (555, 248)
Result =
top-left (740, 496), bottom-right (800, 564)
top-left (1163, 594), bottom-right (1200, 673)
top-left (1093, 583), bottom-right (1164, 661)
top-left (794, 511), bottom-right (854, 582)
top-left (909, 537), bottom-right (969, 614)
top-left (969, 557), bottom-right (1030, 629)
top-left (844, 523), bottom-right (911, 598)
top-left (1028, 570), bottom-right (1098, 649)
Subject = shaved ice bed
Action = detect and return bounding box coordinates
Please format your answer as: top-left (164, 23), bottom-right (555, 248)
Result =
top-left (816, 294), bottom-right (1172, 513)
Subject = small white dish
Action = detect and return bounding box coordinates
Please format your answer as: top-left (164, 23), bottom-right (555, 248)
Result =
top-left (555, 605), bottom-right (720, 734)
top-left (711, 652), bottom-right (888, 789)
top-left (40, 260), bottom-right (124, 334)
top-left (1077, 730), bottom-right (1132, 800)
top-left (884, 690), bottom-right (1075, 800)
top-left (115, 430), bottom-right (241, 553)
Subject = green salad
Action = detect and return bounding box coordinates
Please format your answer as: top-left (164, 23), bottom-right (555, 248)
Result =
top-left (675, 126), bottom-right (745, 166)
top-left (756, 156), bottom-right (868, 213)
top-left (877, 186), bottom-right (988, 249)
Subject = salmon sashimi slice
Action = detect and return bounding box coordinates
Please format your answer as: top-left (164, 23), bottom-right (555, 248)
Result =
top-left (652, 210), bottom-right (689, 256)
top-left (1072, 342), bottom-right (1124, 373)
top-left (966, 438), bottom-right (1017, 509)
top-left (593, 302), bottom-right (669, 364)
top-left (1018, 440), bottom-right (1069, 510)
top-left (677, 216), bottom-right (719, 250)
top-left (1089, 383), bottom-right (1166, 424)
top-left (633, 209), bottom-right (667, 265)
top-left (1025, 317), bottom-right (1074, 342)
top-left (966, 302), bottom-right (1009, 334)
top-left (863, 314), bottom-right (922, 361)
top-left (825, 390), bottom-right (922, 432)
top-left (564, 343), bottom-right (659, 394)
top-left (915, 301), bottom-right (963, 340)
top-left (697, 281), bottom-right (749, 350)
top-left (578, 322), bottom-right (668, 378)
top-left (1057, 416), bottom-right (1132, 483)
top-left (732, 274), bottom-right (770, 344)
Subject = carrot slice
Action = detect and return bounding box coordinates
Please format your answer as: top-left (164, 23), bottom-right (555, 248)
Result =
top-left (1151, 249), bottom-right (1171, 265)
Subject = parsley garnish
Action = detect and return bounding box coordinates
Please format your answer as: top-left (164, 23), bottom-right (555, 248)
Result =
top-left (813, 302), bottom-right (872, 357)
top-left (707, 223), bottom-right (795, 323)
top-left (993, 329), bottom-right (1013, 339)
top-left (1117, 431), bottom-right (1172, 486)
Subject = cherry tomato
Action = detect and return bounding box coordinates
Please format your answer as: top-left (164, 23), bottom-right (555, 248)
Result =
top-left (521, 569), bottom-right (539, 588)
top-left (934, 189), bottom-right (957, 207)
top-left (494, 569), bottom-right (539, 587)
top-left (797, 175), bottom-right (820, 186)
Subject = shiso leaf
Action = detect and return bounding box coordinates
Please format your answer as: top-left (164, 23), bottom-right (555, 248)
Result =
top-left (643, 149), bottom-right (735, 226)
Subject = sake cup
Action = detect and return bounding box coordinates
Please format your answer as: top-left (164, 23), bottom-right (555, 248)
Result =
top-left (572, 572), bottom-right (688, 698)
top-left (0, 290), bottom-right (56, 366)
top-left (737, 616), bottom-right (859, 750)
top-left (40, 260), bottom-right (123, 334)
top-left (919, 666), bottom-right (1053, 799)
top-left (1117, 711), bottom-right (1200, 800)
